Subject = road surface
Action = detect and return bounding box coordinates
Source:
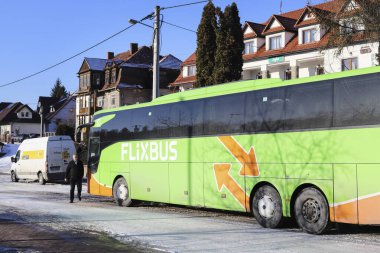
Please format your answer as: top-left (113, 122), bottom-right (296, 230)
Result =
top-left (1, 173), bottom-right (380, 252)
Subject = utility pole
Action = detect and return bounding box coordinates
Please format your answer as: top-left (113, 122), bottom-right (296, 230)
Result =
top-left (152, 5), bottom-right (160, 100)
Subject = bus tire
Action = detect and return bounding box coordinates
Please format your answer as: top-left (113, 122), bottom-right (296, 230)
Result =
top-left (252, 185), bottom-right (283, 228)
top-left (11, 171), bottom-right (18, 182)
top-left (38, 172), bottom-right (46, 185)
top-left (113, 177), bottom-right (132, 207)
top-left (294, 187), bottom-right (330, 234)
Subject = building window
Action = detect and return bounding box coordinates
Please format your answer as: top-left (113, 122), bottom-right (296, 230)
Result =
top-left (93, 73), bottom-right (100, 86)
top-left (303, 28), bottom-right (317, 44)
top-left (21, 112), bottom-right (25, 117)
top-left (25, 112), bottom-right (29, 117)
top-left (111, 69), bottom-right (117, 83)
top-left (284, 69), bottom-right (292, 80)
top-left (105, 70), bottom-right (110, 85)
top-left (316, 65), bottom-right (325, 75)
top-left (111, 94), bottom-right (116, 106)
top-left (269, 36), bottom-right (282, 50)
top-left (342, 58), bottom-right (358, 71)
top-left (188, 65), bottom-right (197, 76)
top-left (97, 97), bottom-right (104, 108)
top-left (244, 41), bottom-right (255, 54)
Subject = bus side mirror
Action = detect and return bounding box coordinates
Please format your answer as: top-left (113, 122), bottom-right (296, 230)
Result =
top-left (11, 157), bottom-right (15, 163)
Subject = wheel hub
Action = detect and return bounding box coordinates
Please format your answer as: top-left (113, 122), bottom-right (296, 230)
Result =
top-left (117, 184), bottom-right (128, 200)
top-left (258, 195), bottom-right (275, 219)
top-left (302, 198), bottom-right (321, 223)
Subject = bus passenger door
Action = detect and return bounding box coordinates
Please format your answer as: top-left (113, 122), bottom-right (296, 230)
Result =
top-left (357, 164), bottom-right (380, 224)
top-left (88, 137), bottom-right (100, 195)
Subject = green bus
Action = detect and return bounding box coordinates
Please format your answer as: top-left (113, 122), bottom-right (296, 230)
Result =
top-left (85, 66), bottom-right (380, 234)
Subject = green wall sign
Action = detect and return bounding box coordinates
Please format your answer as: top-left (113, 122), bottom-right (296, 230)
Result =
top-left (268, 56), bottom-right (285, 64)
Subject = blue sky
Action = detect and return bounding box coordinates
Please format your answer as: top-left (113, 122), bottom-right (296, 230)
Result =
top-left (0, 0), bottom-right (325, 108)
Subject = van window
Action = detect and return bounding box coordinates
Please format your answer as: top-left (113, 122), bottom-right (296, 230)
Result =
top-left (15, 150), bottom-right (20, 162)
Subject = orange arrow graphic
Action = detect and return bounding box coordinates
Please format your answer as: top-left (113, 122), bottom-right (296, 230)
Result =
top-left (218, 136), bottom-right (259, 177)
top-left (214, 163), bottom-right (250, 211)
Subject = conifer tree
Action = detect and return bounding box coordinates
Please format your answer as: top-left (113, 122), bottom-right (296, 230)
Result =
top-left (222, 2), bottom-right (244, 82)
top-left (50, 78), bottom-right (68, 98)
top-left (214, 7), bottom-right (230, 84)
top-left (196, 1), bottom-right (217, 87)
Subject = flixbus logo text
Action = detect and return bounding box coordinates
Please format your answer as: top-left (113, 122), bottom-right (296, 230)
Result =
top-left (121, 141), bottom-right (178, 161)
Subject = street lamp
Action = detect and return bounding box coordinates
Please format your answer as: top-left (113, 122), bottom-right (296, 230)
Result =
top-left (129, 6), bottom-right (161, 100)
top-left (39, 105), bottom-right (44, 137)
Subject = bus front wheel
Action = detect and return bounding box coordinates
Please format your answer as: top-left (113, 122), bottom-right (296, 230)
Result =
top-left (252, 185), bottom-right (283, 228)
top-left (294, 187), bottom-right (330, 234)
top-left (113, 177), bottom-right (132, 207)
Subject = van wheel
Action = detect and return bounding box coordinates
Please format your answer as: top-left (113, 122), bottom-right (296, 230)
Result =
top-left (38, 172), bottom-right (46, 185)
top-left (11, 171), bottom-right (18, 182)
top-left (252, 185), bottom-right (283, 228)
top-left (113, 177), bottom-right (132, 207)
top-left (294, 187), bottom-right (330, 234)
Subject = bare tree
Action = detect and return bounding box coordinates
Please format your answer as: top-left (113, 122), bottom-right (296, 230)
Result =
top-left (315, 0), bottom-right (380, 64)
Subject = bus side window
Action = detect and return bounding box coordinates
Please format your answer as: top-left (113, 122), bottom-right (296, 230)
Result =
top-left (204, 93), bottom-right (245, 135)
top-left (245, 87), bottom-right (285, 133)
top-left (169, 100), bottom-right (203, 138)
top-left (334, 73), bottom-right (380, 127)
top-left (285, 81), bottom-right (333, 130)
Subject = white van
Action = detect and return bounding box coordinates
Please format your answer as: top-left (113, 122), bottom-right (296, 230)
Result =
top-left (10, 136), bottom-right (76, 184)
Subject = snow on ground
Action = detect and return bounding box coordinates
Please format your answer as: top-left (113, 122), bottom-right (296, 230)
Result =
top-left (0, 144), bottom-right (19, 173)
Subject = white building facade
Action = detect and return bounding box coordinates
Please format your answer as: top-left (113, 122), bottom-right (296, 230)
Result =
top-left (241, 1), bottom-right (377, 81)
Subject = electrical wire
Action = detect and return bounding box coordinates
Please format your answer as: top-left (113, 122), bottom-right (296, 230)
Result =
top-left (161, 0), bottom-right (208, 10)
top-left (162, 20), bottom-right (197, 33)
top-left (0, 13), bottom-right (154, 89)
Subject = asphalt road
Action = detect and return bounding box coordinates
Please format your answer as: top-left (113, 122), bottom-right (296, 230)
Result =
top-left (1, 174), bottom-right (380, 253)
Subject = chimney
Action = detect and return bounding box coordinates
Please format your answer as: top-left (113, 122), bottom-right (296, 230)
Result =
top-left (130, 43), bottom-right (138, 54)
top-left (107, 52), bottom-right (114, 59)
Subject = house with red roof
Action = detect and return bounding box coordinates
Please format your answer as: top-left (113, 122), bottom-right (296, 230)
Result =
top-left (172, 0), bottom-right (376, 89)
top-left (75, 43), bottom-right (182, 138)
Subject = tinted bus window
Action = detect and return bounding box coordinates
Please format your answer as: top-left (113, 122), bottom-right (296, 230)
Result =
top-left (169, 100), bottom-right (204, 137)
top-left (334, 73), bottom-right (380, 127)
top-left (245, 87), bottom-right (285, 133)
top-left (204, 93), bottom-right (245, 135)
top-left (131, 108), bottom-right (153, 139)
top-left (285, 81), bottom-right (333, 130)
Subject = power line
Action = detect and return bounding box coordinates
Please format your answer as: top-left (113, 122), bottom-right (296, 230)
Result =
top-left (162, 20), bottom-right (197, 33)
top-left (161, 0), bottom-right (208, 10)
top-left (0, 14), bottom-right (154, 89)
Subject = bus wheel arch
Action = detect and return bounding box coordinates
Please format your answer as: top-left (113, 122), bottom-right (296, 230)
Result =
top-left (250, 182), bottom-right (283, 228)
top-left (291, 184), bottom-right (330, 234)
top-left (112, 176), bottom-right (132, 207)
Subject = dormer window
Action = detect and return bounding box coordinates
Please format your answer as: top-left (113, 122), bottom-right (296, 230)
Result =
top-left (111, 69), bottom-right (117, 83)
top-left (188, 65), bottom-right (196, 76)
top-left (21, 112), bottom-right (25, 117)
top-left (270, 36), bottom-right (282, 50)
top-left (303, 28), bottom-right (317, 44)
top-left (25, 112), bottom-right (29, 117)
top-left (244, 41), bottom-right (255, 54)
top-left (105, 70), bottom-right (110, 85)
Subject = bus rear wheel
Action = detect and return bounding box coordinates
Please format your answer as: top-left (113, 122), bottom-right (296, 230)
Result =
top-left (113, 177), bottom-right (132, 207)
top-left (294, 187), bottom-right (330, 234)
top-left (252, 185), bottom-right (283, 228)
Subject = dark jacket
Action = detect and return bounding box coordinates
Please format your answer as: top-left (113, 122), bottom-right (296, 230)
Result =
top-left (65, 160), bottom-right (84, 181)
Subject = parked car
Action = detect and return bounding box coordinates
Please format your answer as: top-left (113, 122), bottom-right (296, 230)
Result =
top-left (10, 136), bottom-right (76, 184)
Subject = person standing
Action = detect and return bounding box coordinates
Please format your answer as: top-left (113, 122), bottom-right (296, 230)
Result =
top-left (65, 154), bottom-right (84, 203)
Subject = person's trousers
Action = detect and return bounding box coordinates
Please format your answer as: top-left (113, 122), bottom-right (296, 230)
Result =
top-left (70, 179), bottom-right (82, 201)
